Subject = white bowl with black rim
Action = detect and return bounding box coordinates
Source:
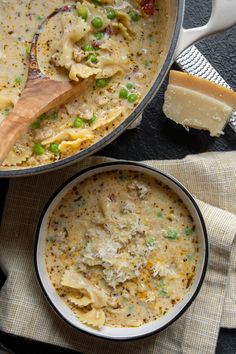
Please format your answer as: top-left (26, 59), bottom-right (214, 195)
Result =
top-left (35, 161), bottom-right (208, 341)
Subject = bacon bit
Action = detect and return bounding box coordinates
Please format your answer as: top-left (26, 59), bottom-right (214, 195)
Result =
top-left (140, 0), bottom-right (155, 16)
top-left (105, 24), bottom-right (114, 36)
top-left (133, 65), bottom-right (139, 73)
top-left (108, 193), bottom-right (117, 202)
top-left (91, 40), bottom-right (100, 48)
top-left (62, 5), bottom-right (70, 12)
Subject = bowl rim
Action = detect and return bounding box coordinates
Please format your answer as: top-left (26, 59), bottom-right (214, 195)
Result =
top-left (34, 161), bottom-right (208, 341)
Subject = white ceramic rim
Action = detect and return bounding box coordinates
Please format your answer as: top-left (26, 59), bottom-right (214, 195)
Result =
top-left (35, 161), bottom-right (208, 341)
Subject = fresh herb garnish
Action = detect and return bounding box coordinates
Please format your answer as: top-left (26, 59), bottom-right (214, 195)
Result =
top-left (127, 305), bottom-right (135, 313)
top-left (146, 238), bottom-right (156, 248)
top-left (88, 115), bottom-right (97, 126)
top-left (186, 253), bottom-right (193, 261)
top-left (165, 228), bottom-right (178, 240)
top-left (185, 227), bottom-right (193, 236)
top-left (159, 288), bottom-right (169, 298)
top-left (118, 175), bottom-right (128, 181)
top-left (158, 278), bottom-right (165, 288)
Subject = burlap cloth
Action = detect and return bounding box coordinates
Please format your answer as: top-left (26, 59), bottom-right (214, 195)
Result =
top-left (0, 151), bottom-right (236, 354)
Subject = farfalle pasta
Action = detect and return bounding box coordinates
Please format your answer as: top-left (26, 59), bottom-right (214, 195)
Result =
top-left (76, 308), bottom-right (105, 328)
top-left (91, 107), bottom-right (125, 130)
top-left (51, 14), bottom-right (91, 71)
top-left (61, 269), bottom-right (108, 308)
top-left (0, 91), bottom-right (18, 111)
top-left (0, 0), bottom-right (168, 168)
top-left (2, 143), bottom-right (32, 166)
top-left (60, 268), bottom-right (107, 328)
top-left (41, 128), bottom-right (94, 154)
top-left (45, 170), bottom-right (200, 329)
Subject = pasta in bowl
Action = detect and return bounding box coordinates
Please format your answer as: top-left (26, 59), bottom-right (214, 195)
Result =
top-left (35, 162), bottom-right (208, 340)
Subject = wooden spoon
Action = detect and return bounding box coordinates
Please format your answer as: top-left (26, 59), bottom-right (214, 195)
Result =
top-left (0, 5), bottom-right (92, 165)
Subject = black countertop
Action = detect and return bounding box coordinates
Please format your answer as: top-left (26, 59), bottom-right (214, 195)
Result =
top-left (1, 0), bottom-right (236, 353)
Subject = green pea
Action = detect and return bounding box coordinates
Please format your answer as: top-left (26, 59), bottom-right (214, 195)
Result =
top-left (91, 16), bottom-right (103, 28)
top-left (127, 93), bottom-right (138, 103)
top-left (25, 46), bottom-right (30, 56)
top-left (96, 78), bottom-right (109, 88)
top-left (77, 6), bottom-right (88, 20)
top-left (82, 43), bottom-right (95, 52)
top-left (73, 117), bottom-right (84, 128)
top-left (15, 77), bottom-right (22, 85)
top-left (37, 15), bottom-right (45, 21)
top-left (185, 227), bottom-right (193, 236)
top-left (39, 113), bottom-right (47, 121)
top-left (31, 120), bottom-right (41, 129)
top-left (33, 143), bottom-right (45, 155)
top-left (119, 88), bottom-right (128, 99)
top-left (94, 32), bottom-right (103, 40)
top-left (106, 8), bottom-right (116, 20)
top-left (159, 288), bottom-right (169, 298)
top-left (126, 83), bottom-right (135, 90)
top-left (88, 53), bottom-right (97, 63)
top-left (51, 111), bottom-right (59, 121)
top-left (89, 115), bottom-right (97, 126)
top-left (166, 228), bottom-right (178, 240)
top-left (129, 11), bottom-right (140, 22)
top-left (157, 210), bottom-right (163, 219)
top-left (50, 143), bottom-right (60, 154)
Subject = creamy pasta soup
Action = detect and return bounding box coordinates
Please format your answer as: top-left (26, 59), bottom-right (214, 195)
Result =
top-left (45, 170), bottom-right (200, 329)
top-left (0, 0), bottom-right (169, 168)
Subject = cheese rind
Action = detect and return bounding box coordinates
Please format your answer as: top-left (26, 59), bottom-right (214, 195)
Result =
top-left (163, 71), bottom-right (236, 137)
top-left (169, 71), bottom-right (236, 108)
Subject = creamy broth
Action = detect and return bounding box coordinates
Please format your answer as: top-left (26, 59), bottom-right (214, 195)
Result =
top-left (45, 171), bottom-right (199, 329)
top-left (0, 0), bottom-right (168, 168)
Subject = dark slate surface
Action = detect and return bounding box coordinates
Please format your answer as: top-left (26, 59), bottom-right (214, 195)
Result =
top-left (0, 0), bottom-right (236, 353)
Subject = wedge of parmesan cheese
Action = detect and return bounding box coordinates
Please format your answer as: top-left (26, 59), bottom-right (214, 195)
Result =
top-left (163, 70), bottom-right (236, 137)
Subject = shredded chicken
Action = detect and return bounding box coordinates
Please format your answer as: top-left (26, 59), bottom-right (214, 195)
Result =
top-left (127, 180), bottom-right (150, 199)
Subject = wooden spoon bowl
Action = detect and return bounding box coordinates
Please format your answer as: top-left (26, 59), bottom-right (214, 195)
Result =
top-left (0, 5), bottom-right (91, 165)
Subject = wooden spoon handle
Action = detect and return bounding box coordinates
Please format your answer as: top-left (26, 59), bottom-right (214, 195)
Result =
top-left (0, 77), bottom-right (91, 164)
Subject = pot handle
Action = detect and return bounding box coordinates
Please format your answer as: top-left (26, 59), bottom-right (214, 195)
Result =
top-left (175, 0), bottom-right (236, 58)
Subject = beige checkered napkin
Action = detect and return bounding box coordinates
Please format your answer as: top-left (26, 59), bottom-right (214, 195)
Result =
top-left (0, 152), bottom-right (236, 354)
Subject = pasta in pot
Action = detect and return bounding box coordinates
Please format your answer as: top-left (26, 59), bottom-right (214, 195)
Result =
top-left (0, 0), bottom-right (168, 168)
top-left (45, 170), bottom-right (200, 329)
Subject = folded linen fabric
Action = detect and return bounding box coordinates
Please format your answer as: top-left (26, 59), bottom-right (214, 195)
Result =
top-left (0, 151), bottom-right (236, 354)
